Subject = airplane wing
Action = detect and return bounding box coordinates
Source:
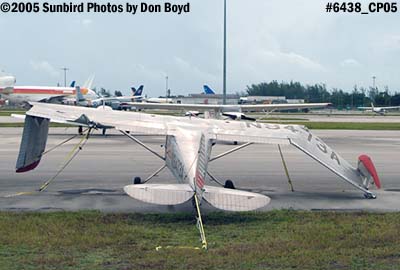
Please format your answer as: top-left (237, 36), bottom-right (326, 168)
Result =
top-left (128, 102), bottom-right (223, 111)
top-left (18, 102), bottom-right (378, 195)
top-left (25, 102), bottom-right (169, 135)
top-left (127, 102), bottom-right (330, 112)
top-left (208, 121), bottom-right (379, 194)
top-left (239, 103), bottom-right (330, 112)
top-left (358, 106), bottom-right (400, 111)
top-left (42, 95), bottom-right (69, 104)
top-left (379, 106), bottom-right (400, 110)
top-left (98, 96), bottom-right (140, 102)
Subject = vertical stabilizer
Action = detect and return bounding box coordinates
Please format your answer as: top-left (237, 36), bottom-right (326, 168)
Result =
top-left (203, 85), bottom-right (216, 95)
top-left (82, 74), bottom-right (95, 90)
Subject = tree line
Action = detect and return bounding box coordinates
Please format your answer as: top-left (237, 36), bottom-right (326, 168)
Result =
top-left (246, 81), bottom-right (400, 108)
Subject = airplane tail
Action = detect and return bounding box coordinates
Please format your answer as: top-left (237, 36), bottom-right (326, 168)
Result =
top-left (133, 85), bottom-right (144, 96)
top-left (124, 184), bottom-right (194, 205)
top-left (371, 102), bottom-right (375, 109)
top-left (75, 86), bottom-right (85, 102)
top-left (203, 85), bottom-right (215, 95)
top-left (123, 183), bottom-right (271, 211)
top-left (70, 81), bottom-right (76, 88)
top-left (203, 185), bottom-right (271, 211)
top-left (83, 74), bottom-right (95, 90)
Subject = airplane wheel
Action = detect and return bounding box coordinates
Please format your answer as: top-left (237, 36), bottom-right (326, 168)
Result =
top-left (364, 193), bottom-right (376, 199)
top-left (233, 141), bottom-right (238, 145)
top-left (102, 128), bottom-right (106, 136)
top-left (133, 177), bottom-right (141, 185)
top-left (224, 180), bottom-right (235, 189)
top-left (78, 126), bottom-right (83, 135)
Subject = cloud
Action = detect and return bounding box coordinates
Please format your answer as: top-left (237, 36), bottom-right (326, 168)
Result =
top-left (340, 58), bottom-right (362, 68)
top-left (260, 50), bottom-right (325, 72)
top-left (381, 35), bottom-right (400, 50)
top-left (173, 56), bottom-right (218, 82)
top-left (29, 60), bottom-right (60, 77)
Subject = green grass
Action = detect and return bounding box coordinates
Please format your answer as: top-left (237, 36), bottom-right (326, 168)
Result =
top-left (0, 122), bottom-right (73, 128)
top-left (0, 111), bottom-right (26, 116)
top-left (0, 210), bottom-right (399, 269)
top-left (258, 121), bottom-right (400, 130)
top-left (258, 117), bottom-right (308, 121)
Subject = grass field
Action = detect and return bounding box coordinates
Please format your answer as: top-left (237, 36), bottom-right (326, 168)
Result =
top-left (0, 122), bottom-right (73, 128)
top-left (258, 121), bottom-right (400, 130)
top-left (0, 111), bottom-right (25, 116)
top-left (0, 211), bottom-right (399, 270)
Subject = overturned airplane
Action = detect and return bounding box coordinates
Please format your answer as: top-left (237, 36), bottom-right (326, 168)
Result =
top-left (16, 103), bottom-right (381, 211)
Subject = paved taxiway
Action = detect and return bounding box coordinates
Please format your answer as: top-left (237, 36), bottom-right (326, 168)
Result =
top-left (0, 127), bottom-right (399, 212)
top-left (2, 112), bottom-right (400, 123)
top-left (256, 113), bottom-right (400, 123)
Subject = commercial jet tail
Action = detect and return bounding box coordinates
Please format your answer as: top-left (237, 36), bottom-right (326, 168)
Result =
top-left (131, 85), bottom-right (144, 96)
top-left (75, 86), bottom-right (85, 103)
top-left (203, 85), bottom-right (216, 95)
top-left (82, 74), bottom-right (95, 90)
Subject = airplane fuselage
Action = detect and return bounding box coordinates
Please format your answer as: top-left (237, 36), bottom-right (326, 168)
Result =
top-left (372, 108), bottom-right (386, 115)
top-left (0, 86), bottom-right (96, 104)
top-left (0, 76), bottom-right (16, 87)
top-left (145, 97), bottom-right (173, 103)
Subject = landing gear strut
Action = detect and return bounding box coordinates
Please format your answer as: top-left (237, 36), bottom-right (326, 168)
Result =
top-left (364, 192), bottom-right (376, 199)
top-left (224, 180), bottom-right (235, 189)
top-left (133, 177), bottom-right (142, 185)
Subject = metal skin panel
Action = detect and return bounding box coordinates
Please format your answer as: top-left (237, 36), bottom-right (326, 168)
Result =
top-left (203, 185), bottom-right (271, 211)
top-left (123, 184), bottom-right (194, 205)
top-left (288, 126), bottom-right (369, 193)
top-left (194, 133), bottom-right (213, 200)
top-left (165, 135), bottom-right (189, 185)
top-left (16, 115), bottom-right (49, 172)
top-left (165, 129), bottom-right (203, 190)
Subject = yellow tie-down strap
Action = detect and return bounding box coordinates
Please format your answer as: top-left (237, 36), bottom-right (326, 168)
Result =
top-left (156, 193), bottom-right (208, 251)
top-left (4, 129), bottom-right (91, 198)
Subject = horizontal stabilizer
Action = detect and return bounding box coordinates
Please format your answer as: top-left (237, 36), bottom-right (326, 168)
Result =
top-left (123, 184), bottom-right (194, 205)
top-left (16, 115), bottom-right (49, 173)
top-left (203, 185), bottom-right (271, 211)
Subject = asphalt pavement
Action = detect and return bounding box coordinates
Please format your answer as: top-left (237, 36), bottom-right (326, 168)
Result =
top-left (0, 127), bottom-right (399, 212)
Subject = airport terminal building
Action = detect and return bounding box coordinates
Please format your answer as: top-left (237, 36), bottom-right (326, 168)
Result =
top-left (172, 94), bottom-right (305, 105)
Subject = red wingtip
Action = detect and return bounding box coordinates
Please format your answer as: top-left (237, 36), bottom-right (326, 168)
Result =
top-left (358, 155), bottom-right (381, 189)
top-left (16, 160), bottom-right (41, 173)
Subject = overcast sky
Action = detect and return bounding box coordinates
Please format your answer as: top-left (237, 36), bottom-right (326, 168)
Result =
top-left (1, 0), bottom-right (399, 96)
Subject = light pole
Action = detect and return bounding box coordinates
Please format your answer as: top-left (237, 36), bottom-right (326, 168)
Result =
top-left (222, 0), bottom-right (227, 105)
top-left (372, 76), bottom-right (376, 90)
top-left (166, 75), bottom-right (169, 102)
top-left (61, 67), bottom-right (69, 87)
